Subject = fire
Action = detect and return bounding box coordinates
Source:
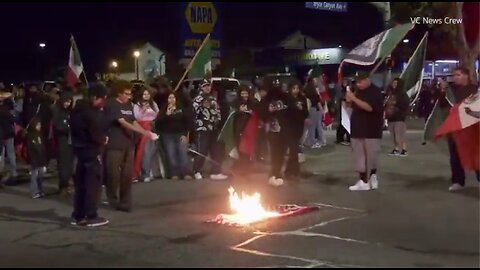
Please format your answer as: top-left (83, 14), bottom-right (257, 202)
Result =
top-left (223, 186), bottom-right (280, 226)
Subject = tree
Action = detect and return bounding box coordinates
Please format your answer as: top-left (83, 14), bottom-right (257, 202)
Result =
top-left (391, 2), bottom-right (479, 80)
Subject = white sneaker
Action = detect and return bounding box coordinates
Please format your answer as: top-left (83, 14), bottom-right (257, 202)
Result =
top-left (298, 153), bottom-right (306, 163)
top-left (349, 180), bottom-right (371, 191)
top-left (194, 172), bottom-right (203, 180)
top-left (144, 177), bottom-right (151, 183)
top-left (448, 183), bottom-right (465, 192)
top-left (210, 173), bottom-right (228, 180)
top-left (268, 177), bottom-right (284, 187)
top-left (369, 174), bottom-right (378, 190)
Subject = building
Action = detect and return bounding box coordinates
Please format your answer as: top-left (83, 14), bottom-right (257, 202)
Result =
top-left (115, 42), bottom-right (166, 83)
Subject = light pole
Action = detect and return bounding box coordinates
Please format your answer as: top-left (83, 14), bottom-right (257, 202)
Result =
top-left (133, 51), bottom-right (140, 81)
top-left (111, 61), bottom-right (118, 78)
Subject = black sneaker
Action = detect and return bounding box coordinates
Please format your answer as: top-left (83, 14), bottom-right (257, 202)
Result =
top-left (70, 218), bottom-right (87, 226)
top-left (86, 217), bottom-right (109, 227)
top-left (399, 150), bottom-right (408, 157)
top-left (388, 149), bottom-right (400, 156)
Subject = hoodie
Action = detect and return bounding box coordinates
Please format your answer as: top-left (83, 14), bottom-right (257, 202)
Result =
top-left (52, 91), bottom-right (73, 141)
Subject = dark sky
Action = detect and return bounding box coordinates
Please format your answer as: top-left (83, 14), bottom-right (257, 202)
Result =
top-left (0, 2), bottom-right (384, 83)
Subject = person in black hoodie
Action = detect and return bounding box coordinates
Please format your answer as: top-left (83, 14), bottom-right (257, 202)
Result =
top-left (264, 86), bottom-right (289, 186)
top-left (70, 84), bottom-right (109, 227)
top-left (52, 91), bottom-right (74, 195)
top-left (0, 91), bottom-right (18, 183)
top-left (232, 85), bottom-right (257, 173)
top-left (284, 81), bottom-right (309, 180)
top-left (157, 92), bottom-right (193, 180)
top-left (26, 117), bottom-right (47, 199)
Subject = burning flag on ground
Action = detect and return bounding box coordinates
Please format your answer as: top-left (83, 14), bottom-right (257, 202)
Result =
top-left (435, 92), bottom-right (480, 170)
top-left (206, 187), bottom-right (319, 227)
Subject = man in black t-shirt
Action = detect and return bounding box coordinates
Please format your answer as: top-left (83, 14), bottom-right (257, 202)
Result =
top-left (104, 80), bottom-right (158, 212)
top-left (346, 72), bottom-right (384, 191)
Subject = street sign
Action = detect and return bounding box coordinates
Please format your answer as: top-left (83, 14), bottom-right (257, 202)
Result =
top-left (305, 2), bottom-right (348, 12)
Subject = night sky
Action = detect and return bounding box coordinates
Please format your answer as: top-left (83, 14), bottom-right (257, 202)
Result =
top-left (0, 2), bottom-right (385, 83)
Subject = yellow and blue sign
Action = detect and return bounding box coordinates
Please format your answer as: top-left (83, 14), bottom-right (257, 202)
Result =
top-left (181, 2), bottom-right (221, 59)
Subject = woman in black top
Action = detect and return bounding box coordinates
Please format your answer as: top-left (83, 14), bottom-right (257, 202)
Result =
top-left (384, 78), bottom-right (410, 156)
top-left (157, 92), bottom-right (192, 180)
top-left (284, 81), bottom-right (309, 180)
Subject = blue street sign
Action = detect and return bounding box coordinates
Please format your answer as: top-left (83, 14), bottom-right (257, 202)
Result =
top-left (305, 2), bottom-right (348, 12)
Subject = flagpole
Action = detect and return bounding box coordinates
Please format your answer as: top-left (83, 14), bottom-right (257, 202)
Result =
top-left (400, 32), bottom-right (428, 78)
top-left (70, 34), bottom-right (89, 88)
top-left (173, 33), bottom-right (211, 93)
top-left (82, 71), bottom-right (89, 88)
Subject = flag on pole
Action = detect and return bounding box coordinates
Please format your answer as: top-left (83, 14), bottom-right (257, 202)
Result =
top-left (400, 32), bottom-right (428, 102)
top-left (65, 35), bottom-right (84, 88)
top-left (435, 92), bottom-right (480, 170)
top-left (189, 34), bottom-right (212, 78)
top-left (342, 23), bottom-right (414, 66)
top-left (423, 86), bottom-right (457, 143)
top-left (217, 107), bottom-right (239, 159)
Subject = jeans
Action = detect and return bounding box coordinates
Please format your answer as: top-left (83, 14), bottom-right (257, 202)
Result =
top-left (304, 108), bottom-right (325, 146)
top-left (57, 137), bottom-right (74, 190)
top-left (30, 166), bottom-right (44, 195)
top-left (193, 131), bottom-right (222, 174)
top-left (1, 138), bottom-right (18, 177)
top-left (447, 136), bottom-right (480, 186)
top-left (72, 148), bottom-right (103, 220)
top-left (141, 140), bottom-right (156, 179)
top-left (162, 133), bottom-right (190, 177)
top-left (105, 149), bottom-right (134, 210)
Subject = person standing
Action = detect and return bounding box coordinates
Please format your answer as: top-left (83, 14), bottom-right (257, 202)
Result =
top-left (284, 81), bottom-right (308, 180)
top-left (385, 78), bottom-right (410, 157)
top-left (52, 91), bottom-right (74, 195)
top-left (26, 117), bottom-right (47, 199)
top-left (346, 72), bottom-right (384, 191)
top-left (70, 84), bottom-right (109, 227)
top-left (104, 80), bottom-right (158, 212)
top-left (192, 79), bottom-right (226, 180)
top-left (132, 88), bottom-right (159, 183)
top-left (157, 92), bottom-right (193, 180)
top-left (437, 68), bottom-right (479, 191)
top-left (0, 90), bottom-right (18, 183)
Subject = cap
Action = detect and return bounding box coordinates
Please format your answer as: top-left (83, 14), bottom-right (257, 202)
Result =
top-left (200, 79), bottom-right (211, 88)
top-left (353, 71), bottom-right (369, 81)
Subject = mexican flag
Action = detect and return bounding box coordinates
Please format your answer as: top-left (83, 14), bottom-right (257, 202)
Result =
top-left (239, 112), bottom-right (260, 158)
top-left (342, 23), bottom-right (414, 66)
top-left (189, 34), bottom-right (212, 78)
top-left (423, 87), bottom-right (457, 143)
top-left (65, 35), bottom-right (84, 88)
top-left (217, 107), bottom-right (239, 159)
top-left (401, 32), bottom-right (428, 102)
top-left (435, 92), bottom-right (480, 170)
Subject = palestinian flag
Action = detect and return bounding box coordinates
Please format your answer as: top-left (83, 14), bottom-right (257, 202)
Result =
top-left (189, 34), bottom-right (212, 78)
top-left (435, 92), bottom-right (480, 170)
top-left (65, 35), bottom-right (84, 88)
top-left (401, 32), bottom-right (428, 103)
top-left (342, 23), bottom-right (414, 66)
top-left (218, 107), bottom-right (239, 159)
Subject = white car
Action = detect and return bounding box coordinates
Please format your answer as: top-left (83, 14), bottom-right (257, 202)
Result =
top-left (182, 77), bottom-right (240, 105)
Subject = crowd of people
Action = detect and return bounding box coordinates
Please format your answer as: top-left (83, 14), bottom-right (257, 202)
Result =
top-left (0, 66), bottom-right (478, 227)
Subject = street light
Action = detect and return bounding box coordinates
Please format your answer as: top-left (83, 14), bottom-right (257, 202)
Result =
top-left (403, 39), bottom-right (409, 43)
top-left (133, 51), bottom-right (140, 80)
top-left (39, 43), bottom-right (46, 48)
top-left (111, 61), bottom-right (118, 68)
top-left (338, 45), bottom-right (342, 48)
